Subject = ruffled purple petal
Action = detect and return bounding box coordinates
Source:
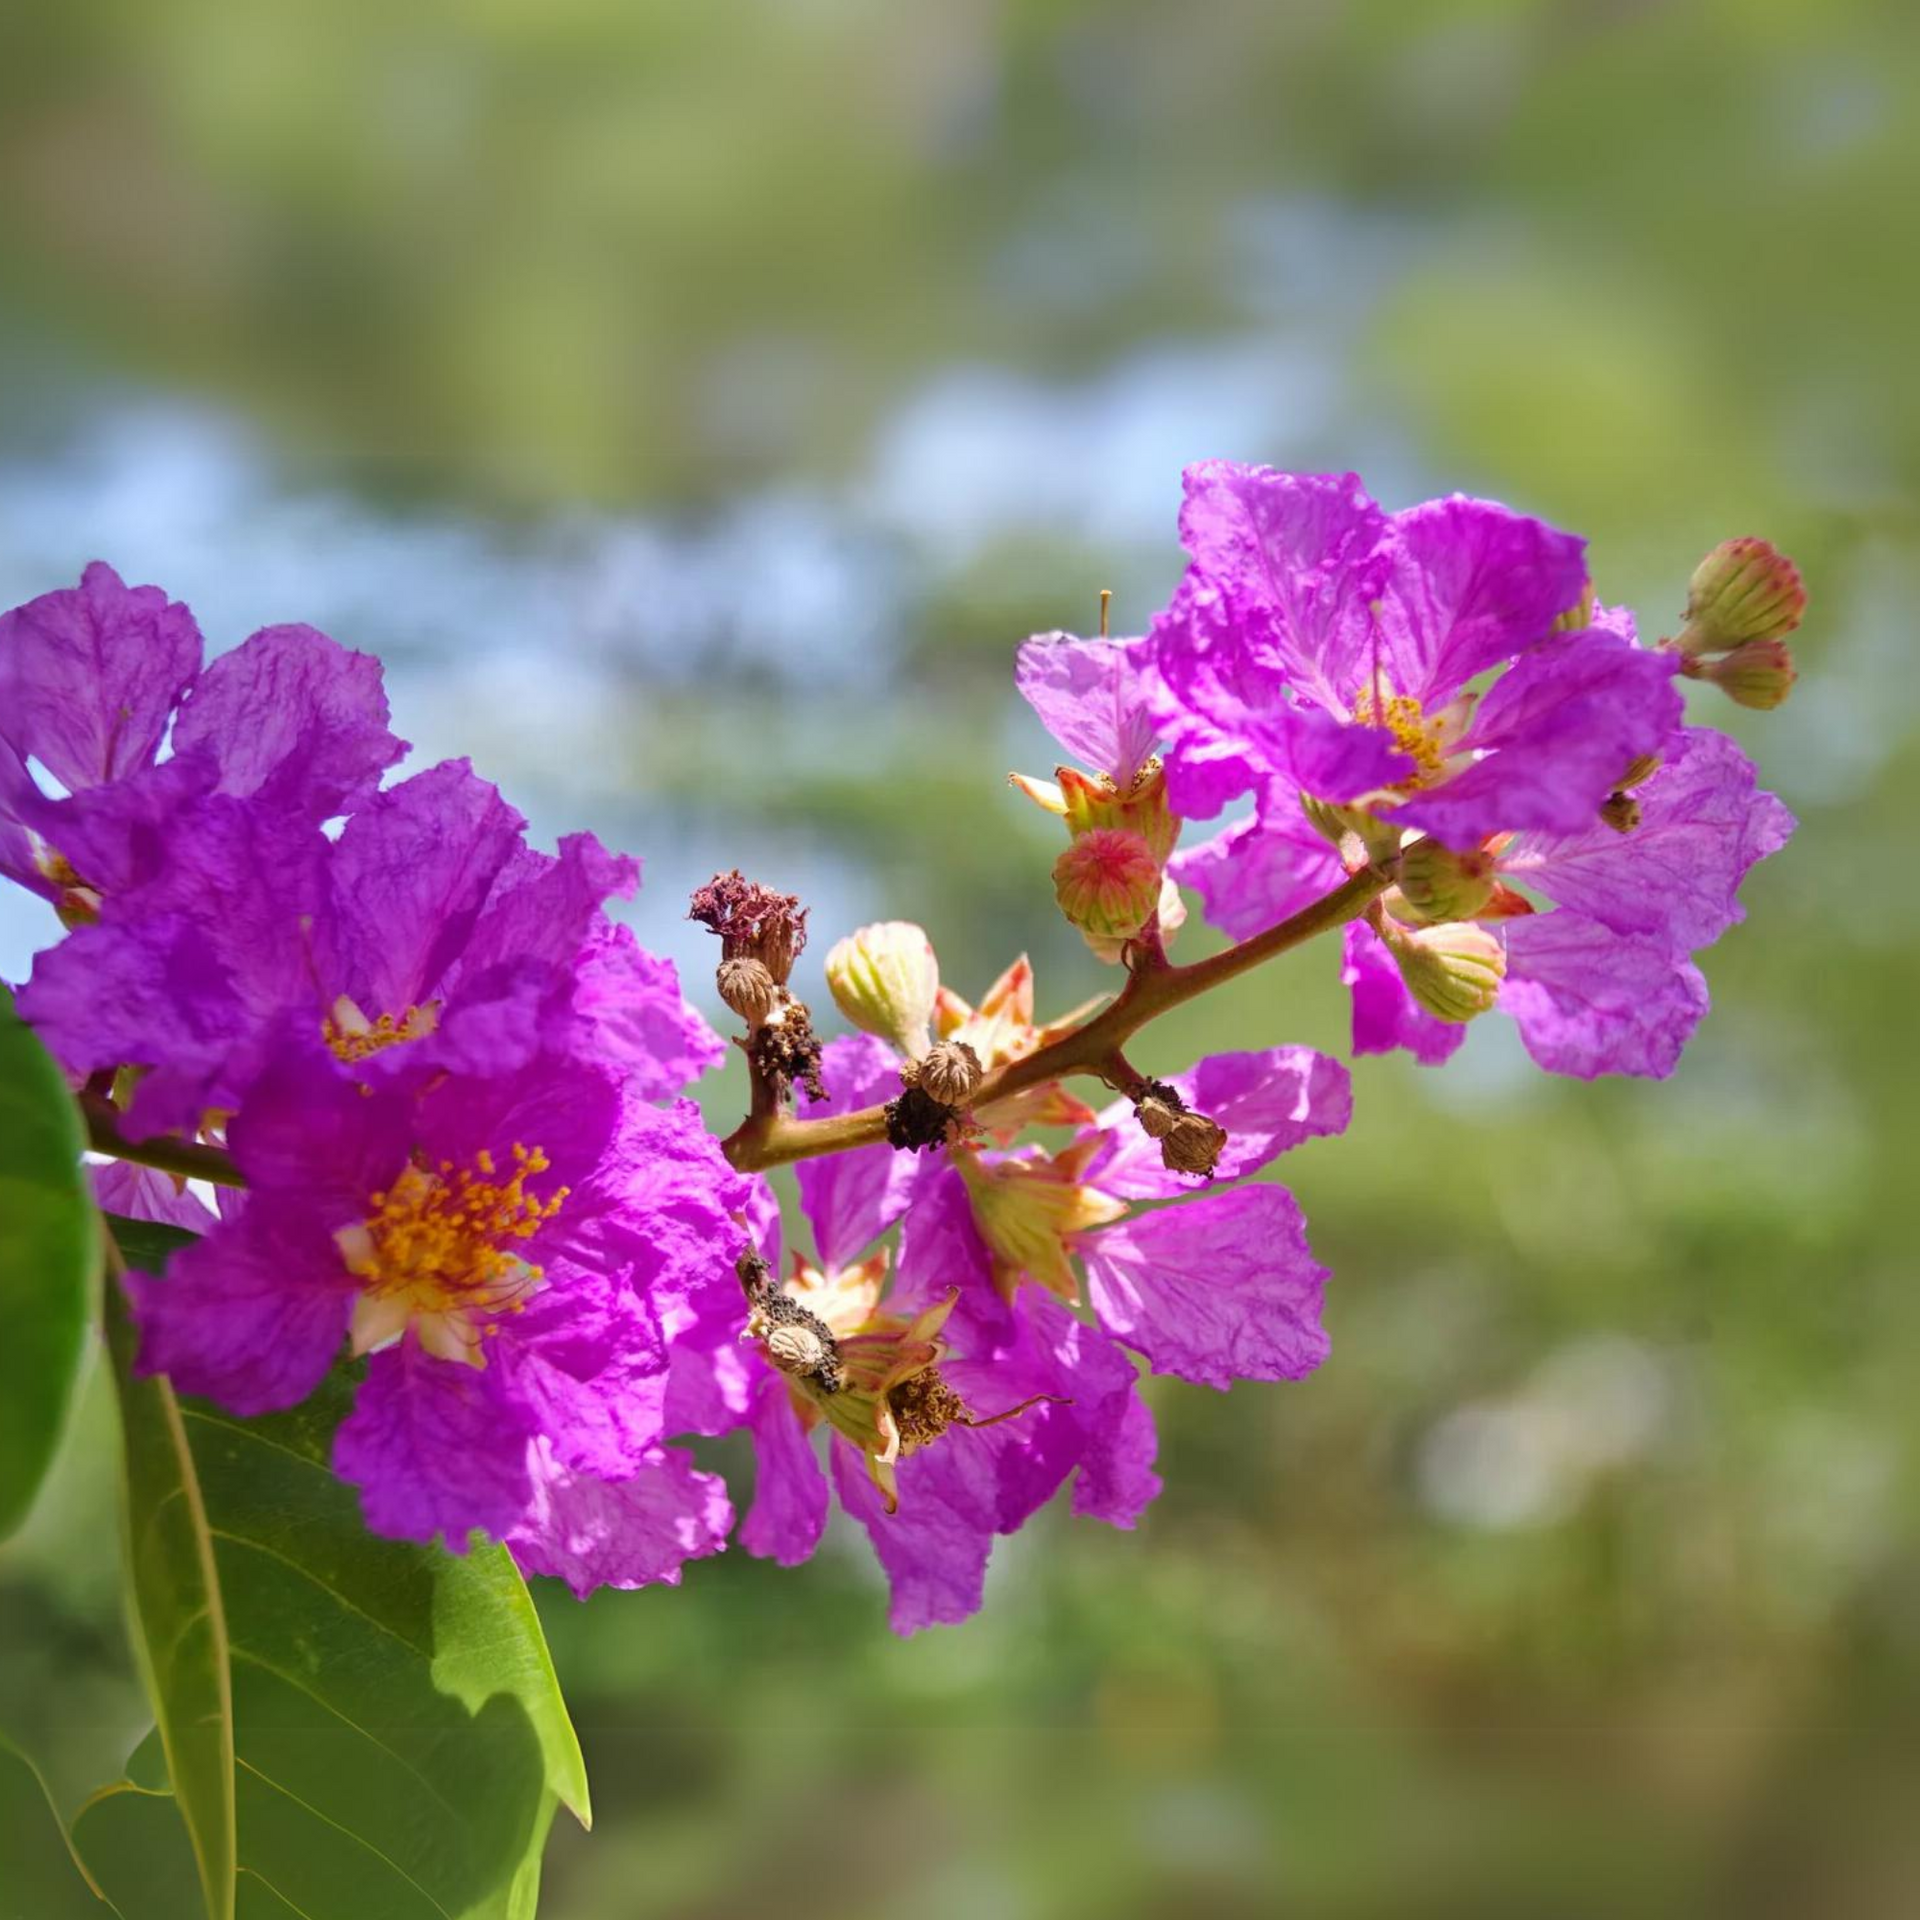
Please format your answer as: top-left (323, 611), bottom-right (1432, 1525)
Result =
top-left (1015, 631), bottom-right (1160, 785)
top-left (1176, 463), bottom-right (1386, 711)
top-left (92, 1161), bottom-right (217, 1233)
top-left (1397, 629), bottom-right (1683, 847)
top-left (794, 1034), bottom-right (922, 1271)
top-left (831, 1435), bottom-right (995, 1635)
top-left (892, 1159), bottom-right (997, 1324)
top-left (327, 760), bottom-right (526, 1019)
top-left (1500, 912), bottom-right (1709, 1080)
top-left (1341, 922), bottom-right (1467, 1067)
top-left (171, 623), bottom-right (404, 817)
top-left (1079, 1184), bottom-right (1331, 1390)
top-left (0, 564), bottom-right (201, 792)
top-left (738, 1369), bottom-right (829, 1566)
top-left (1150, 574), bottom-right (1409, 819)
top-left (127, 1204), bottom-right (349, 1415)
top-left (569, 920), bottom-right (725, 1101)
top-left (508, 1440), bottom-right (731, 1598)
top-left (1088, 1045), bottom-right (1351, 1199)
top-left (1496, 727), bottom-right (1795, 951)
top-left (489, 1276), bottom-right (668, 1479)
top-left (1169, 793), bottom-right (1345, 943)
top-left (333, 1342), bottom-right (535, 1548)
top-left (1375, 496), bottom-right (1587, 701)
top-left (228, 1045), bottom-right (414, 1223)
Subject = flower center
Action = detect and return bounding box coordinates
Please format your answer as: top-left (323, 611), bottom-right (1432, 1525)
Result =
top-left (1352, 687), bottom-right (1451, 788)
top-left (337, 1143), bottom-right (566, 1366)
top-left (322, 994), bottom-right (439, 1063)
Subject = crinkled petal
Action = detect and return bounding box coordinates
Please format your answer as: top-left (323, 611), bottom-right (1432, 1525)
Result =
top-left (569, 919), bottom-right (725, 1101)
top-left (1176, 463), bottom-right (1386, 710)
top-left (1169, 792), bottom-right (1345, 943)
top-left (1015, 630), bottom-right (1160, 785)
top-left (127, 1204), bottom-right (349, 1415)
top-left (1089, 1045), bottom-right (1351, 1199)
top-left (1080, 1184), bottom-right (1331, 1390)
top-left (892, 1159), bottom-right (997, 1325)
top-left (490, 1275), bottom-right (668, 1478)
top-left (1341, 922), bottom-right (1467, 1067)
top-left (1497, 727), bottom-right (1795, 950)
top-left (171, 622), bottom-right (404, 817)
top-left (1376, 496), bottom-right (1588, 701)
top-left (334, 1341), bottom-right (535, 1548)
top-left (831, 1434), bottom-right (995, 1635)
top-left (1500, 912), bottom-right (1709, 1080)
top-left (329, 760), bottom-right (526, 1018)
top-left (229, 1044), bottom-right (414, 1222)
top-left (0, 563), bottom-right (201, 792)
top-left (92, 1160), bottom-right (217, 1233)
top-left (738, 1369), bottom-right (830, 1566)
top-left (508, 1439), bottom-right (731, 1598)
top-left (1150, 575), bottom-right (1409, 818)
top-left (794, 1034), bottom-right (922, 1271)
top-left (1397, 628), bottom-right (1682, 847)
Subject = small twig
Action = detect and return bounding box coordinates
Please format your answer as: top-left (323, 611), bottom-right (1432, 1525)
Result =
top-left (721, 858), bottom-right (1393, 1173)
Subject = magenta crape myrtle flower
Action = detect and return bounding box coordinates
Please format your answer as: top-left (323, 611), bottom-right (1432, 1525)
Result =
top-left (20, 756), bottom-right (721, 1137)
top-left (0, 562), bottom-right (403, 917)
top-left (126, 1040), bottom-right (749, 1570)
top-left (1148, 463), bottom-right (1682, 847)
top-left (653, 1035), bottom-right (1161, 1633)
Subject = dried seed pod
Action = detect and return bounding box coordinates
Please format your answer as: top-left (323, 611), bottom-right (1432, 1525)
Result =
top-left (717, 956), bottom-right (778, 1026)
top-left (916, 1039), bottom-right (983, 1108)
top-left (1160, 1110), bottom-right (1228, 1178)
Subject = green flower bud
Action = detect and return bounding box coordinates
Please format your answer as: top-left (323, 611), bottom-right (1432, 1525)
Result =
top-left (825, 921), bottom-right (940, 1057)
top-left (1379, 918), bottom-right (1507, 1024)
top-left (1700, 635), bottom-right (1797, 710)
top-left (1394, 840), bottom-right (1497, 924)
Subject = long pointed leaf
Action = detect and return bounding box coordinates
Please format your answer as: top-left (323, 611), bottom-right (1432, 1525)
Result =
top-left (102, 1235), bottom-right (236, 1920)
top-left (103, 1215), bottom-right (588, 1917)
top-left (0, 985), bottom-right (99, 1540)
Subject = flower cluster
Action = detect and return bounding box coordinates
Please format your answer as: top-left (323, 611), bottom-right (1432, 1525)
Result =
top-left (5, 462), bottom-right (1801, 1635)
top-left (5, 564), bottom-right (746, 1591)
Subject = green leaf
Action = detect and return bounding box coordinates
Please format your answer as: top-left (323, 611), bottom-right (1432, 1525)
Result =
top-left (102, 1216), bottom-right (588, 1919)
top-left (0, 1733), bottom-right (109, 1917)
top-left (69, 1784), bottom-right (205, 1920)
top-left (100, 1230), bottom-right (234, 1920)
top-left (0, 984), bottom-right (100, 1540)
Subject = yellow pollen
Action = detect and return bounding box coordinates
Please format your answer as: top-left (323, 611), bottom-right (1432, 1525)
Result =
top-left (340, 1143), bottom-right (568, 1340)
top-left (322, 995), bottom-right (440, 1063)
top-left (1353, 687), bottom-right (1450, 787)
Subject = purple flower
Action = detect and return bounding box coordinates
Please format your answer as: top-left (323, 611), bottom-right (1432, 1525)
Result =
top-left (128, 1043), bottom-right (748, 1555)
top-left (1149, 465), bottom-right (1680, 846)
top-left (658, 1035), bottom-right (1167, 1633)
top-left (0, 563), bottom-right (403, 914)
top-left (20, 758), bottom-right (722, 1136)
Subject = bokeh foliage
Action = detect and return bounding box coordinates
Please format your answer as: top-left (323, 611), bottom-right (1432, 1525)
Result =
top-left (1, 2), bottom-right (1916, 1914)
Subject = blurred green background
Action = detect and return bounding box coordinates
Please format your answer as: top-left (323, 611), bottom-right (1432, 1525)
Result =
top-left (2, 1), bottom-right (1916, 1913)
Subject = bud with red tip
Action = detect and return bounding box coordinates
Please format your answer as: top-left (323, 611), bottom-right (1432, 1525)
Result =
top-left (1675, 537), bottom-right (1805, 657)
top-left (1052, 828), bottom-right (1162, 944)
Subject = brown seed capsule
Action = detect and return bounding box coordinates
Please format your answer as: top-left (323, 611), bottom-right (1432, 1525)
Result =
top-left (717, 956), bottom-right (778, 1026)
top-left (1161, 1110), bottom-right (1228, 1178)
top-left (1599, 791), bottom-right (1641, 834)
top-left (1134, 1095), bottom-right (1180, 1140)
top-left (916, 1039), bottom-right (983, 1108)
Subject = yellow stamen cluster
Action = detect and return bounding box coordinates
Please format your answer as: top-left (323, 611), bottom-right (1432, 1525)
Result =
top-left (339, 1144), bottom-right (567, 1364)
top-left (322, 996), bottom-right (439, 1063)
top-left (1353, 687), bottom-right (1450, 788)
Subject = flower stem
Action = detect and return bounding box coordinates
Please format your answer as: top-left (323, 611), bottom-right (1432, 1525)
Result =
top-left (721, 860), bottom-right (1390, 1173)
top-left (81, 1096), bottom-right (246, 1189)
